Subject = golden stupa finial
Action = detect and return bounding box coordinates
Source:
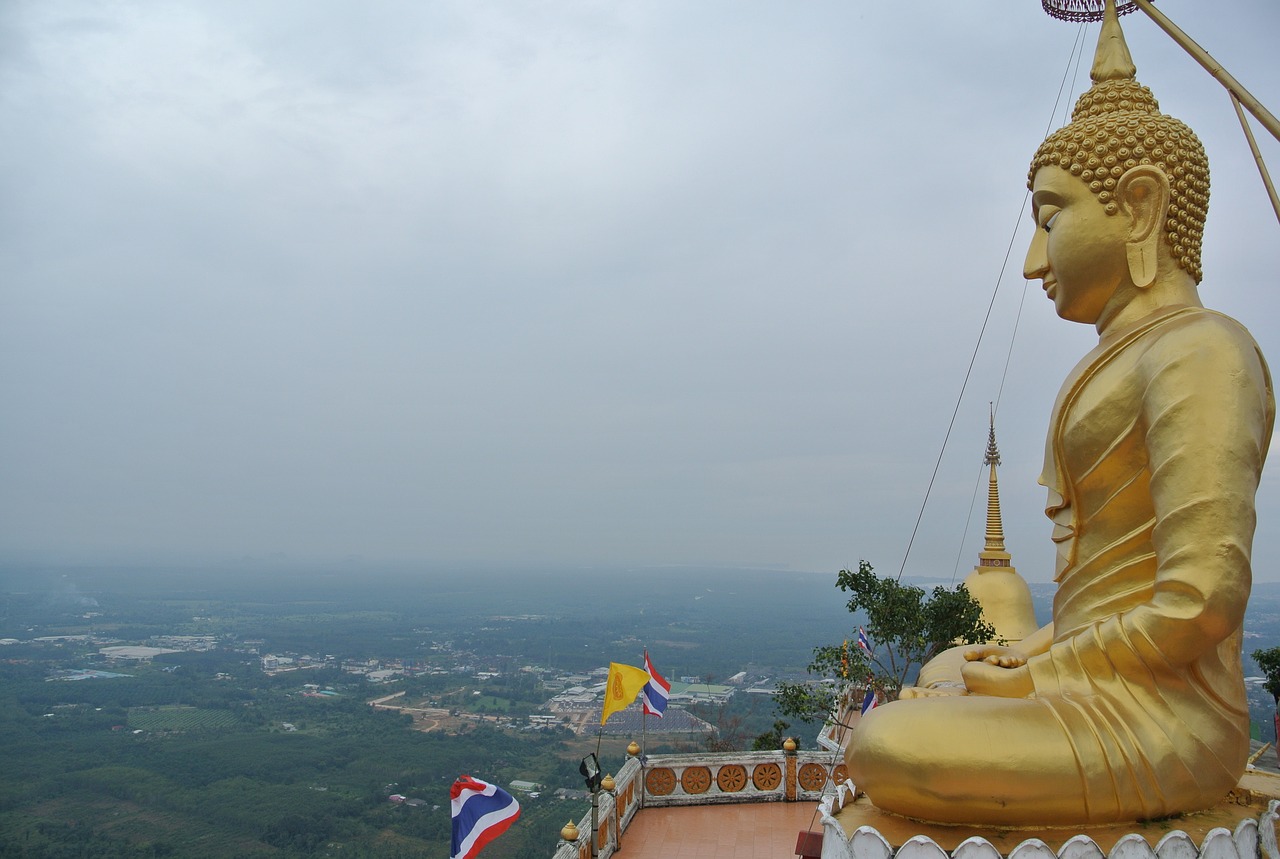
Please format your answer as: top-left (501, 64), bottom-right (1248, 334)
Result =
top-left (983, 405), bottom-right (1001, 469)
top-left (944, 411), bottom-right (1038, 643)
top-left (1091, 0), bottom-right (1137, 83)
top-left (982, 407), bottom-right (1006, 557)
top-left (948, 410), bottom-right (1038, 644)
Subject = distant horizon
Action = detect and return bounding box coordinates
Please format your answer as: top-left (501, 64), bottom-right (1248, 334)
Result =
top-left (4, 3), bottom-right (1276, 588)
top-left (0, 550), bottom-right (1060, 582)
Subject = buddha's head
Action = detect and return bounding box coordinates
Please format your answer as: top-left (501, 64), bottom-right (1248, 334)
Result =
top-left (1024, 1), bottom-right (1209, 326)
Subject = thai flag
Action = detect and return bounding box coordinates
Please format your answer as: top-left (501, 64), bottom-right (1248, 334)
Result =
top-left (641, 650), bottom-right (670, 717)
top-left (860, 687), bottom-right (878, 716)
top-left (450, 775), bottom-right (521, 859)
top-left (857, 627), bottom-right (872, 654)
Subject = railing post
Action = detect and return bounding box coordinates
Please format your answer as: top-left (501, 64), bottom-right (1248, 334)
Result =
top-left (784, 737), bottom-right (798, 801)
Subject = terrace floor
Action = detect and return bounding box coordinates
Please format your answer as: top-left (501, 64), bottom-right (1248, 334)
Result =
top-left (618, 801), bottom-right (822, 859)
top-left (613, 764), bottom-right (1280, 859)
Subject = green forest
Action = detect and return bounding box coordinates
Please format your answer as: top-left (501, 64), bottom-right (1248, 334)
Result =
top-left (0, 653), bottom-right (619, 858)
top-left (0, 564), bottom-right (854, 857)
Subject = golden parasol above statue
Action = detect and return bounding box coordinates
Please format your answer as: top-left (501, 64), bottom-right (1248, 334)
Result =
top-left (1041, 0), bottom-right (1139, 22)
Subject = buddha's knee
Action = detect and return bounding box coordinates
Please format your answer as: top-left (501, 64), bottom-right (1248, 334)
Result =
top-left (845, 701), bottom-right (937, 788)
top-left (844, 697), bottom-right (1093, 824)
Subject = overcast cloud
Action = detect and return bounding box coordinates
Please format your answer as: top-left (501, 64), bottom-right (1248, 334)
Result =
top-left (2, 1), bottom-right (1278, 581)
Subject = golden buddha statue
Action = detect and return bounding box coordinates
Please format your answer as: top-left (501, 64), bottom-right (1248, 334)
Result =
top-left (845, 1), bottom-right (1275, 826)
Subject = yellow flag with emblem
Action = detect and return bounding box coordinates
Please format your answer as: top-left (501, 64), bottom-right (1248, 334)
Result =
top-left (600, 662), bottom-right (651, 725)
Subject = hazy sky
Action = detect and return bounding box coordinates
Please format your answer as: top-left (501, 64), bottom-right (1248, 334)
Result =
top-left (2, 1), bottom-right (1278, 581)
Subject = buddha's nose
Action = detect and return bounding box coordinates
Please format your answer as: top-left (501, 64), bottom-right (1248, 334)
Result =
top-left (1024, 229), bottom-right (1049, 280)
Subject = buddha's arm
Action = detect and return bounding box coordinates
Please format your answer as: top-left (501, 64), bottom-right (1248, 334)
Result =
top-left (1028, 321), bottom-right (1272, 694)
top-left (1129, 326), bottom-right (1270, 664)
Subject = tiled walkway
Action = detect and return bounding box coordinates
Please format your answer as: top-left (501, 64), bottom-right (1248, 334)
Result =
top-left (617, 801), bottom-right (822, 859)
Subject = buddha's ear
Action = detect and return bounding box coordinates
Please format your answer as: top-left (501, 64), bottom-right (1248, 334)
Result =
top-left (1117, 165), bottom-right (1170, 289)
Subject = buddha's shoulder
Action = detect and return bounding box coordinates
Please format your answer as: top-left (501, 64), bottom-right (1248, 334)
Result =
top-left (1136, 305), bottom-right (1264, 355)
top-left (1164, 307), bottom-right (1258, 337)
top-left (1132, 307), bottom-right (1267, 371)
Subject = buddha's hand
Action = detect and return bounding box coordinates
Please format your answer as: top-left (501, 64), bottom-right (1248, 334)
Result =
top-left (960, 656), bottom-right (1034, 698)
top-left (962, 645), bottom-right (1027, 668)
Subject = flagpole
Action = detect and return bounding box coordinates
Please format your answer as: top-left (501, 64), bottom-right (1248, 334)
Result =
top-left (642, 707), bottom-right (648, 759)
top-left (640, 707), bottom-right (648, 809)
top-left (639, 649), bottom-right (648, 810)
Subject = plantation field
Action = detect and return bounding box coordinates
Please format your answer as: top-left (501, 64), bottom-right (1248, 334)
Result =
top-left (128, 706), bottom-right (242, 731)
top-left (471, 694), bottom-right (514, 711)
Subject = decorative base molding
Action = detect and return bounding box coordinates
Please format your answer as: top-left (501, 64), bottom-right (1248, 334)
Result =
top-left (818, 787), bottom-right (1278, 859)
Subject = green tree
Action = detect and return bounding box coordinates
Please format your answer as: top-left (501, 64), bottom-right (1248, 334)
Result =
top-left (751, 719), bottom-right (790, 751)
top-left (773, 560), bottom-right (996, 724)
top-left (1253, 646), bottom-right (1280, 709)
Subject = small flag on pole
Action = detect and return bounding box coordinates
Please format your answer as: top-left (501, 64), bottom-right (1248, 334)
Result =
top-left (860, 686), bottom-right (878, 716)
top-left (450, 775), bottom-right (521, 859)
top-left (857, 627), bottom-right (872, 654)
top-left (641, 651), bottom-right (670, 717)
top-left (601, 662), bottom-right (650, 725)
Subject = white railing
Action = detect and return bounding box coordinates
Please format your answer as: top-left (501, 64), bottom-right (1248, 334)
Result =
top-left (638, 749), bottom-right (843, 806)
top-left (550, 747), bottom-right (847, 859)
top-left (550, 754), bottom-right (1280, 859)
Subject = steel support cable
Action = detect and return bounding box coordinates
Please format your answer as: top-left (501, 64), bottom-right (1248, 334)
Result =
top-left (948, 22), bottom-right (1091, 585)
top-left (808, 36), bottom-right (1092, 830)
top-left (941, 7), bottom-right (1280, 584)
top-left (894, 24), bottom-right (1090, 583)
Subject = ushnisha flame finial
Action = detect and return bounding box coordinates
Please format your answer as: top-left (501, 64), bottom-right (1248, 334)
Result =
top-left (1091, 0), bottom-right (1137, 82)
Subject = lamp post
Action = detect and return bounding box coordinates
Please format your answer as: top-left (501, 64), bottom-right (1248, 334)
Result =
top-left (579, 754), bottom-right (602, 859)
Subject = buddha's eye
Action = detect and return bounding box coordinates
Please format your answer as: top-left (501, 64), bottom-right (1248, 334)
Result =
top-left (1043, 211), bottom-right (1060, 233)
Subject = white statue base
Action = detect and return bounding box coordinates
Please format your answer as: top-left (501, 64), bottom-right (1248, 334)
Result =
top-left (819, 771), bottom-right (1280, 859)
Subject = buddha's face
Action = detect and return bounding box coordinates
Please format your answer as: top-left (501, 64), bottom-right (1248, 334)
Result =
top-left (1024, 165), bottom-right (1130, 325)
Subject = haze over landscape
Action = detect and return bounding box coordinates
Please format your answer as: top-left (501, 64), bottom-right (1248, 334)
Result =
top-left (2, 1), bottom-right (1279, 581)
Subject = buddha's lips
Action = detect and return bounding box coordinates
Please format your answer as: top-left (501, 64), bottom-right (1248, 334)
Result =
top-left (1043, 279), bottom-right (1058, 299)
